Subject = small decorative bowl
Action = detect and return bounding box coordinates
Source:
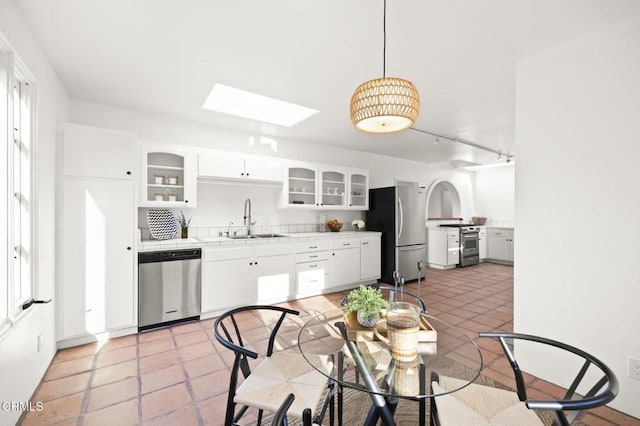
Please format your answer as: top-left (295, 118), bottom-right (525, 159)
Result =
top-left (472, 216), bottom-right (487, 225)
top-left (327, 222), bottom-right (343, 232)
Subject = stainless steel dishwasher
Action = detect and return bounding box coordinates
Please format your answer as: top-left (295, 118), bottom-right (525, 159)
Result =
top-left (138, 248), bottom-right (201, 331)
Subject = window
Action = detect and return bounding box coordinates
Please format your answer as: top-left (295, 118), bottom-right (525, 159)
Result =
top-left (1, 46), bottom-right (35, 332)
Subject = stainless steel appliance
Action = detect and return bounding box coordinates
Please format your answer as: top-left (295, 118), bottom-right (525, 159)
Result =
top-left (439, 224), bottom-right (480, 267)
top-left (366, 186), bottom-right (427, 283)
top-left (138, 248), bottom-right (201, 331)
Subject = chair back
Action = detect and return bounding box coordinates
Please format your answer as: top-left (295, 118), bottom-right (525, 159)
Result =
top-left (372, 284), bottom-right (428, 313)
top-left (480, 332), bottom-right (619, 425)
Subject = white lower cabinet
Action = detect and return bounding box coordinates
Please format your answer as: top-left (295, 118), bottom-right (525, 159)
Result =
top-left (202, 244), bottom-right (294, 313)
top-left (360, 236), bottom-right (381, 281)
top-left (487, 228), bottom-right (514, 263)
top-left (329, 238), bottom-right (360, 289)
top-left (427, 228), bottom-right (459, 269)
top-left (479, 228), bottom-right (487, 261)
top-left (59, 178), bottom-right (136, 340)
top-left (295, 240), bottom-right (330, 296)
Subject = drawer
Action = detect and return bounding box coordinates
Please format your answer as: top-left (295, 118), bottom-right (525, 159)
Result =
top-left (295, 240), bottom-right (330, 253)
top-left (205, 247), bottom-right (252, 262)
top-left (488, 229), bottom-right (513, 238)
top-left (296, 251), bottom-right (329, 263)
top-left (330, 238), bottom-right (359, 250)
top-left (254, 243), bottom-right (294, 258)
top-left (446, 230), bottom-right (459, 239)
top-left (296, 260), bottom-right (329, 294)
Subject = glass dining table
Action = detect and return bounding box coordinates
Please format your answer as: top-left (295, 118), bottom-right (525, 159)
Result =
top-left (298, 308), bottom-right (483, 426)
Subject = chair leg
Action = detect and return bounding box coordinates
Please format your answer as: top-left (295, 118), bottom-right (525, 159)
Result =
top-left (257, 408), bottom-right (263, 425)
top-left (303, 408), bottom-right (312, 426)
top-left (338, 351), bottom-right (344, 426)
top-left (419, 363), bottom-right (426, 426)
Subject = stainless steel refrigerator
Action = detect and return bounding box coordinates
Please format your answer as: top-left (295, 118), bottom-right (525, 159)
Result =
top-left (366, 186), bottom-right (427, 283)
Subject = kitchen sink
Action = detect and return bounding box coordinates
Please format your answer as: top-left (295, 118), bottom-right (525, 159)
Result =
top-left (227, 233), bottom-right (286, 239)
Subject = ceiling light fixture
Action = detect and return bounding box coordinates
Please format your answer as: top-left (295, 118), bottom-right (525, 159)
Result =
top-left (350, 0), bottom-right (420, 133)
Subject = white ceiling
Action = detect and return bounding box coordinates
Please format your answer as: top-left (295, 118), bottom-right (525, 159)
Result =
top-left (15, 0), bottom-right (640, 164)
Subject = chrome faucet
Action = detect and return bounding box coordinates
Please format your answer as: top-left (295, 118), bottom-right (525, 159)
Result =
top-left (243, 198), bottom-right (256, 235)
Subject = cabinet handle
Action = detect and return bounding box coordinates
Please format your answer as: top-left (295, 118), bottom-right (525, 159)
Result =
top-left (241, 172), bottom-right (244, 176)
top-left (342, 243), bottom-right (350, 246)
top-left (126, 246), bottom-right (132, 251)
top-left (349, 204), bottom-right (352, 207)
top-left (309, 264), bottom-right (318, 268)
top-left (185, 200), bottom-right (189, 203)
top-left (254, 261), bottom-right (258, 265)
top-left (362, 242), bottom-right (369, 245)
top-left (309, 245), bottom-right (317, 249)
top-left (332, 253), bottom-right (335, 256)
top-left (126, 171), bottom-right (131, 175)
top-left (249, 262), bottom-right (253, 265)
top-left (246, 173), bottom-right (249, 177)
top-left (309, 255), bottom-right (318, 258)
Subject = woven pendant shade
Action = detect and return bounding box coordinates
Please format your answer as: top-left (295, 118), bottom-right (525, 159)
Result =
top-left (350, 77), bottom-right (420, 133)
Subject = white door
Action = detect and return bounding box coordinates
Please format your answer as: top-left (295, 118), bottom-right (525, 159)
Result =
top-left (202, 258), bottom-right (254, 312)
top-left (60, 178), bottom-right (135, 338)
top-left (62, 124), bottom-right (136, 180)
top-left (360, 237), bottom-right (381, 280)
top-left (254, 253), bottom-right (294, 302)
top-left (329, 246), bottom-right (360, 288)
top-left (198, 151), bottom-right (245, 179)
top-left (244, 157), bottom-right (283, 182)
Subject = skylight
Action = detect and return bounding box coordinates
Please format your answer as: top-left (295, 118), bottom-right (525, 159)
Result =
top-left (202, 84), bottom-right (318, 127)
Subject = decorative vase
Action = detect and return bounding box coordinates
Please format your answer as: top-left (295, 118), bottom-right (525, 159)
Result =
top-left (357, 311), bottom-right (379, 328)
top-left (181, 227), bottom-right (188, 238)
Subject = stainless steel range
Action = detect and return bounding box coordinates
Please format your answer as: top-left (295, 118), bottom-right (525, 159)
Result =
top-left (439, 224), bottom-right (480, 267)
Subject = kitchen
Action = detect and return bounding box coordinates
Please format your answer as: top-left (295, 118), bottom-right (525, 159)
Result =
top-left (1, 1), bottom-right (640, 425)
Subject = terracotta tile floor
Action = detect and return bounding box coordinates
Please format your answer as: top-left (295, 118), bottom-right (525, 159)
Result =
top-left (19, 263), bottom-right (639, 425)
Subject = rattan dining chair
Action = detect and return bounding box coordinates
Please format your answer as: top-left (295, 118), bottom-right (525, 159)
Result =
top-left (430, 332), bottom-right (619, 426)
top-left (271, 393), bottom-right (301, 426)
top-left (214, 305), bottom-right (335, 426)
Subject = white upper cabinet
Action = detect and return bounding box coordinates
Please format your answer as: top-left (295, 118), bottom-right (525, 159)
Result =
top-left (320, 167), bottom-right (348, 209)
top-left (283, 163), bottom-right (319, 208)
top-left (348, 170), bottom-right (369, 210)
top-left (282, 162), bottom-right (369, 210)
top-left (139, 143), bottom-right (197, 208)
top-left (61, 123), bottom-right (136, 179)
top-left (198, 151), bottom-right (283, 183)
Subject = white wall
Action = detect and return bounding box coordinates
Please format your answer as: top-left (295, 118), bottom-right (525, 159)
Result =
top-left (473, 165), bottom-right (515, 225)
top-left (514, 16), bottom-right (640, 417)
top-left (70, 101), bottom-right (479, 226)
top-left (0, 1), bottom-right (70, 424)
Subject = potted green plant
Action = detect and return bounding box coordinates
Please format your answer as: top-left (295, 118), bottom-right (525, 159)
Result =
top-left (344, 285), bottom-right (388, 328)
top-left (175, 211), bottom-right (192, 238)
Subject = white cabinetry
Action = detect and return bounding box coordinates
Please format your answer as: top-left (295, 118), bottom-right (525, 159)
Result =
top-left (479, 228), bottom-right (487, 261)
top-left (140, 144), bottom-right (197, 207)
top-left (62, 124), bottom-right (136, 179)
top-left (58, 124), bottom-right (137, 344)
top-left (295, 240), bottom-right (330, 296)
top-left (201, 243), bottom-right (294, 314)
top-left (329, 237), bottom-right (360, 289)
top-left (282, 162), bottom-right (369, 210)
top-left (198, 151), bottom-right (283, 183)
top-left (487, 228), bottom-right (514, 264)
top-left (348, 171), bottom-right (369, 210)
top-left (427, 228), bottom-right (460, 269)
top-left (360, 236), bottom-right (381, 281)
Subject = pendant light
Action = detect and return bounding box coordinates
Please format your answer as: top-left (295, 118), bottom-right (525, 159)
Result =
top-left (350, 0), bottom-right (420, 133)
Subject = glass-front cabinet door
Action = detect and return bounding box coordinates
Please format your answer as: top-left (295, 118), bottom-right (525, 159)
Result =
top-left (140, 145), bottom-right (197, 207)
top-left (348, 171), bottom-right (369, 210)
top-left (320, 168), bottom-right (347, 208)
top-left (286, 166), bottom-right (318, 207)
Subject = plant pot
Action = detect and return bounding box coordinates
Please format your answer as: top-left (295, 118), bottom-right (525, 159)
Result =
top-left (181, 227), bottom-right (188, 238)
top-left (357, 311), bottom-right (379, 328)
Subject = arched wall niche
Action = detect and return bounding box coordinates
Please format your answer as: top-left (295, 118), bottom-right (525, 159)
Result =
top-left (426, 179), bottom-right (462, 220)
